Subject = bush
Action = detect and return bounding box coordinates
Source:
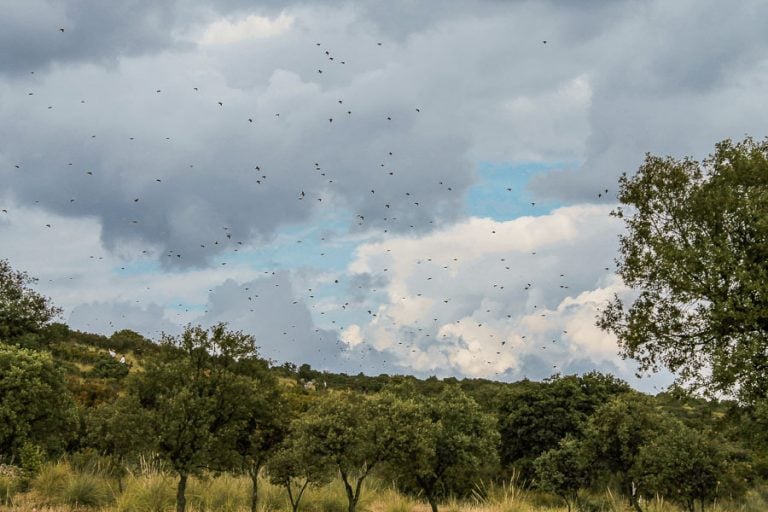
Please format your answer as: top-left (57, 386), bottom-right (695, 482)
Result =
top-left (89, 357), bottom-right (130, 379)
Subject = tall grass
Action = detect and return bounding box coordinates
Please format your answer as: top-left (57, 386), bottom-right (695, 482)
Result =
top-left (4, 466), bottom-right (763, 512)
top-left (0, 476), bottom-right (20, 506)
top-left (115, 474), bottom-right (175, 512)
top-left (30, 461), bottom-right (114, 508)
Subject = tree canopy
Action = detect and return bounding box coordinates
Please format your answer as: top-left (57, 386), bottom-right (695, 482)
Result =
top-left (0, 259), bottom-right (61, 345)
top-left (599, 137), bottom-right (768, 402)
top-left (0, 344), bottom-right (78, 462)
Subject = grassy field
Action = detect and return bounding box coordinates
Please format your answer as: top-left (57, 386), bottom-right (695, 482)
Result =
top-left (1, 461), bottom-right (767, 512)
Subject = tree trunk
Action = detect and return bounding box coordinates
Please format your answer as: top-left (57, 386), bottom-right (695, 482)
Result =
top-left (176, 473), bottom-right (188, 512)
top-left (427, 494), bottom-right (439, 512)
top-left (249, 465), bottom-right (260, 512)
top-left (340, 469), bottom-right (360, 512)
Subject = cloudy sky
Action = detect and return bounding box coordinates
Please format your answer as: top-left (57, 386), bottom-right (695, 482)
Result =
top-left (2, 0), bottom-right (767, 391)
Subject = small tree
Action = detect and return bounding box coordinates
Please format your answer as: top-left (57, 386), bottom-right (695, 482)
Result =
top-left (534, 437), bottom-right (590, 512)
top-left (266, 439), bottom-right (333, 512)
top-left (210, 369), bottom-right (288, 512)
top-left (289, 391), bottom-right (393, 512)
top-left (83, 394), bottom-right (155, 491)
top-left (581, 394), bottom-right (667, 512)
top-left (130, 323), bottom-right (259, 512)
top-left (633, 423), bottom-right (726, 512)
top-left (390, 386), bottom-right (500, 512)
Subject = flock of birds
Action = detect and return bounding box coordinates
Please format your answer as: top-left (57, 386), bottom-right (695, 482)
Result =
top-left (1, 26), bottom-right (619, 379)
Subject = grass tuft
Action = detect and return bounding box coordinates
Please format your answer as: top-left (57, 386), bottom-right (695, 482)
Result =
top-left (116, 473), bottom-right (175, 512)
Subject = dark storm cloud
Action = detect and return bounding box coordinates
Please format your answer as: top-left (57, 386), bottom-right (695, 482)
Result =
top-left (1, 11), bottom-right (476, 267)
top-left (0, 1), bottom-right (182, 75)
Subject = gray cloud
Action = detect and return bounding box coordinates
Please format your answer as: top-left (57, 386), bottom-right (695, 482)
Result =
top-left (68, 300), bottom-right (179, 338)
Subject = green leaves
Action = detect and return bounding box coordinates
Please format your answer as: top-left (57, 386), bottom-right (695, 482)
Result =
top-left (600, 137), bottom-right (768, 402)
top-left (0, 259), bottom-right (61, 344)
top-left (0, 345), bottom-right (78, 462)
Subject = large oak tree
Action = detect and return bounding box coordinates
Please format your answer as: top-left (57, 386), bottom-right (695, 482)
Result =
top-left (599, 137), bottom-right (768, 402)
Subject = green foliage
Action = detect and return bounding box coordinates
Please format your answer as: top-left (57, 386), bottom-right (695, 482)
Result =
top-left (389, 386), bottom-right (500, 512)
top-left (498, 373), bottom-right (629, 478)
top-left (0, 345), bottom-right (78, 463)
top-left (534, 437), bottom-right (589, 512)
top-left (89, 356), bottom-right (131, 379)
top-left (266, 439), bottom-right (333, 512)
top-left (581, 394), bottom-right (669, 511)
top-left (0, 259), bottom-right (61, 344)
top-left (599, 137), bottom-right (768, 402)
top-left (288, 390), bottom-right (383, 512)
top-left (83, 394), bottom-right (156, 481)
top-left (632, 422), bottom-right (728, 512)
top-left (129, 323), bottom-right (262, 512)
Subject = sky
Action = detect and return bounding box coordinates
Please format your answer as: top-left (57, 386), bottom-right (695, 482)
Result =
top-left (2, 0), bottom-right (768, 392)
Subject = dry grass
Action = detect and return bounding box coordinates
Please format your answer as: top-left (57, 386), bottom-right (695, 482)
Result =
top-left (0, 466), bottom-right (764, 512)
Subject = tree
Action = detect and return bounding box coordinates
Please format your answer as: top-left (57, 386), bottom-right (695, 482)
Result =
top-left (499, 373), bottom-right (629, 479)
top-left (598, 137), bottom-right (768, 402)
top-left (581, 394), bottom-right (667, 512)
top-left (266, 439), bottom-right (333, 512)
top-left (288, 391), bottom-right (402, 512)
top-left (0, 344), bottom-right (78, 463)
top-left (83, 394), bottom-right (155, 491)
top-left (534, 436), bottom-right (590, 512)
top-left (0, 259), bottom-right (61, 345)
top-left (632, 422), bottom-right (727, 512)
top-left (390, 386), bottom-right (500, 512)
top-left (210, 367), bottom-right (288, 512)
top-left (130, 323), bottom-right (259, 512)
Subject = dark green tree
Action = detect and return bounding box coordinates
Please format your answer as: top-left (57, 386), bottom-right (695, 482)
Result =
top-left (390, 386), bottom-right (500, 512)
top-left (499, 373), bottom-right (629, 478)
top-left (581, 394), bottom-right (667, 512)
top-left (210, 367), bottom-right (288, 512)
top-left (598, 137), bottom-right (768, 402)
top-left (0, 344), bottom-right (78, 463)
top-left (83, 394), bottom-right (155, 490)
top-left (534, 436), bottom-right (590, 512)
top-left (0, 259), bottom-right (61, 346)
top-left (632, 422), bottom-right (727, 512)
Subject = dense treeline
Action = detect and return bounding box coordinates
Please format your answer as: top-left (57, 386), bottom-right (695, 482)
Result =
top-left (1, 259), bottom-right (767, 512)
